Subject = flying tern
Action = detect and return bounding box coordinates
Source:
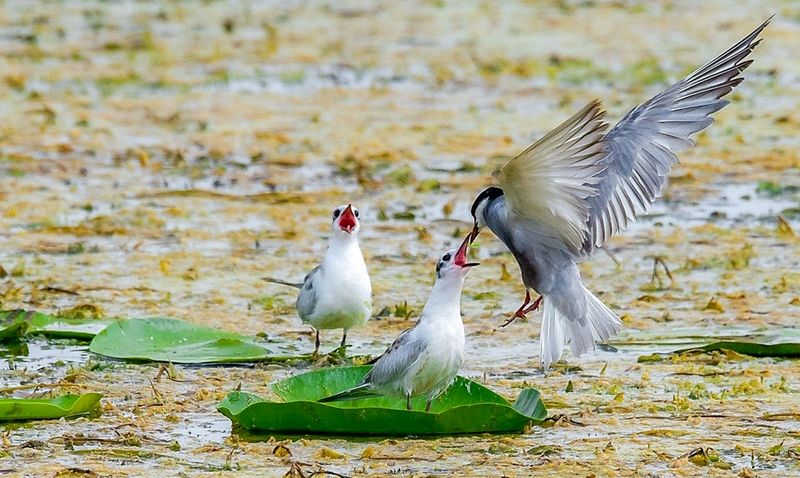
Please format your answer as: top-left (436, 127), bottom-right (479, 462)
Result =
top-left (468, 18), bottom-right (771, 369)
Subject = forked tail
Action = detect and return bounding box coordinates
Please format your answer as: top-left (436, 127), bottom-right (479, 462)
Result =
top-left (539, 286), bottom-right (621, 370)
top-left (318, 384), bottom-right (379, 403)
top-left (262, 277), bottom-right (303, 289)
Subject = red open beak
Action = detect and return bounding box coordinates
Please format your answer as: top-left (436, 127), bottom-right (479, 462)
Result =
top-left (453, 234), bottom-right (479, 268)
top-left (338, 204), bottom-right (358, 234)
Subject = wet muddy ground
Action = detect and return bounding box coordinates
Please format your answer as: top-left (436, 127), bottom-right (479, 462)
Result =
top-left (1, 1), bottom-right (799, 476)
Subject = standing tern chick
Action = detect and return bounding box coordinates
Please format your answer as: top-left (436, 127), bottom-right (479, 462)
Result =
top-left (467, 18), bottom-right (771, 369)
top-left (264, 204), bottom-right (371, 354)
top-left (320, 237), bottom-right (478, 412)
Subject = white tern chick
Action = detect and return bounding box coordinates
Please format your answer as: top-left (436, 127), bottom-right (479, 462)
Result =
top-left (320, 237), bottom-right (478, 412)
top-left (264, 204), bottom-right (371, 354)
top-left (468, 18), bottom-right (771, 369)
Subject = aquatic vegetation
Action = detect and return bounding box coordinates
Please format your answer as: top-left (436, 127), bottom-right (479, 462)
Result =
top-left (218, 366), bottom-right (547, 435)
top-left (0, 393), bottom-right (102, 421)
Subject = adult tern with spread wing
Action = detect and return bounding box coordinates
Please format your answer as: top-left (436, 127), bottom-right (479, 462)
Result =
top-left (468, 18), bottom-right (772, 369)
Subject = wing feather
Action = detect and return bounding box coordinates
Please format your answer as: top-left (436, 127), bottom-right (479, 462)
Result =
top-left (583, 17), bottom-right (771, 253)
top-left (296, 266), bottom-right (320, 320)
top-left (366, 328), bottom-right (425, 387)
top-left (496, 99), bottom-right (610, 252)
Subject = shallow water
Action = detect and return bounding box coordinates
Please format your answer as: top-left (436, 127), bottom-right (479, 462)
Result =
top-left (0, 340), bottom-right (90, 373)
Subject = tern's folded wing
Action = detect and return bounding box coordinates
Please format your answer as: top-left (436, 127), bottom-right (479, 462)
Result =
top-left (296, 265), bottom-right (320, 320)
top-left (366, 328), bottom-right (426, 387)
top-left (582, 17), bottom-right (771, 254)
top-left (495, 100), bottom-right (609, 252)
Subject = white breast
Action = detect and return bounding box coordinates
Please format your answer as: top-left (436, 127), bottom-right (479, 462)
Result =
top-left (400, 317), bottom-right (465, 400)
top-left (307, 238), bottom-right (372, 330)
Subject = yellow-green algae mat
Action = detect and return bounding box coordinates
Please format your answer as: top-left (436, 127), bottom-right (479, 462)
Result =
top-left (217, 365), bottom-right (547, 435)
top-left (0, 394), bottom-right (102, 422)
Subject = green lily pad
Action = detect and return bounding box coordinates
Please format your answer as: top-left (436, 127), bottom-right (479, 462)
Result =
top-left (639, 341), bottom-right (800, 362)
top-left (674, 341), bottom-right (800, 358)
top-left (217, 365), bottom-right (547, 435)
top-left (0, 393), bottom-right (102, 421)
top-left (608, 326), bottom-right (782, 347)
top-left (28, 312), bottom-right (112, 340)
top-left (0, 309), bottom-right (113, 342)
top-left (0, 311), bottom-right (29, 342)
top-left (89, 317), bottom-right (273, 363)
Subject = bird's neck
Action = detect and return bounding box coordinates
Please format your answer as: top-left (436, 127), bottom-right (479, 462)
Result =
top-left (324, 233), bottom-right (362, 265)
top-left (420, 275), bottom-right (465, 321)
top-left (475, 192), bottom-right (504, 229)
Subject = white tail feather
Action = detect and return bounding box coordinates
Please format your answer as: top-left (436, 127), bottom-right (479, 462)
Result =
top-left (539, 287), bottom-right (622, 370)
top-left (540, 299), bottom-right (566, 370)
top-left (583, 287), bottom-right (622, 342)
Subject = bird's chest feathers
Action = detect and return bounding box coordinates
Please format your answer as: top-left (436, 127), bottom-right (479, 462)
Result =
top-left (426, 324), bottom-right (464, 366)
top-left (487, 206), bottom-right (567, 293)
top-left (320, 254), bottom-right (370, 298)
top-left (408, 319), bottom-right (464, 390)
top-left (312, 244), bottom-right (371, 324)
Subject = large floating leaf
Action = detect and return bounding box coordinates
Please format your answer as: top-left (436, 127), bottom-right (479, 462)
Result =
top-left (89, 318), bottom-right (273, 364)
top-left (0, 393), bottom-right (102, 421)
top-left (218, 365), bottom-right (547, 435)
top-left (0, 309), bottom-right (112, 342)
top-left (639, 341), bottom-right (800, 362)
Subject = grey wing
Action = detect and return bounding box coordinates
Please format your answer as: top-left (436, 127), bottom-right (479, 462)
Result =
top-left (296, 265), bottom-right (320, 320)
top-left (582, 18), bottom-right (771, 254)
top-left (364, 327), bottom-right (426, 388)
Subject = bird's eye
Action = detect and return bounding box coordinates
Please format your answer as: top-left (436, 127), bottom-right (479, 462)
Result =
top-left (354, 209), bottom-right (359, 218)
top-left (333, 209), bottom-right (341, 218)
top-left (442, 253), bottom-right (451, 262)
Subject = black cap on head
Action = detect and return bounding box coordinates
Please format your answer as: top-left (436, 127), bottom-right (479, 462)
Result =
top-left (470, 187), bottom-right (504, 218)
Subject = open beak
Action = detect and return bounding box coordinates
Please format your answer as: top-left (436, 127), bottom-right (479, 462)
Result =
top-left (338, 204), bottom-right (357, 234)
top-left (468, 222), bottom-right (480, 244)
top-left (453, 234), bottom-right (479, 269)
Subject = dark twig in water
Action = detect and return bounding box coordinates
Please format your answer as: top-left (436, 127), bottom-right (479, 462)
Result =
top-left (541, 414), bottom-right (587, 427)
top-left (286, 461), bottom-right (350, 478)
top-left (308, 469), bottom-right (349, 478)
top-left (602, 248), bottom-right (621, 268)
top-left (153, 362), bottom-right (187, 382)
top-left (148, 380), bottom-right (164, 406)
top-left (650, 255), bottom-right (677, 289)
top-left (41, 286), bottom-right (80, 295)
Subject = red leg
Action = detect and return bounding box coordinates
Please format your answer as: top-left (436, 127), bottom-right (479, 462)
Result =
top-left (501, 290), bottom-right (531, 328)
top-left (523, 295), bottom-right (542, 314)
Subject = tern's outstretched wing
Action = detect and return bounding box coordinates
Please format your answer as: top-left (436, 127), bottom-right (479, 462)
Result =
top-left (582, 17), bottom-right (771, 254)
top-left (365, 327), bottom-right (425, 387)
top-left (296, 265), bottom-right (320, 320)
top-left (495, 100), bottom-right (609, 252)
